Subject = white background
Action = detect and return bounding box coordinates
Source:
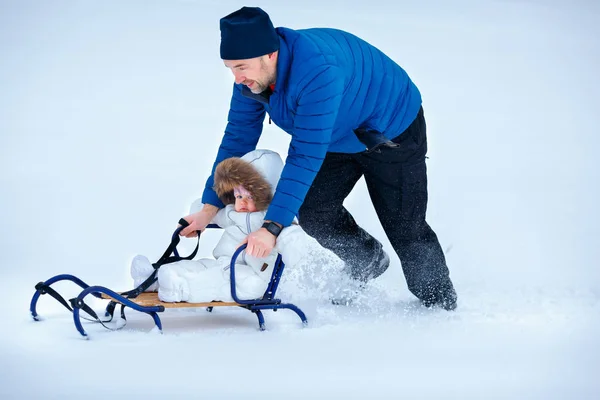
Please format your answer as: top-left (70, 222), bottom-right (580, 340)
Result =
top-left (1, 0), bottom-right (599, 398)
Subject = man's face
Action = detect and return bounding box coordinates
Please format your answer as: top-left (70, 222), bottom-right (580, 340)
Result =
top-left (224, 53), bottom-right (277, 94)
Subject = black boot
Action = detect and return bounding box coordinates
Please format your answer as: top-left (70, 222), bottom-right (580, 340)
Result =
top-left (421, 280), bottom-right (457, 311)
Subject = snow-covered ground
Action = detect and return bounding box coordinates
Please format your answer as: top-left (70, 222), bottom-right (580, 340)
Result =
top-left (1, 0), bottom-right (599, 398)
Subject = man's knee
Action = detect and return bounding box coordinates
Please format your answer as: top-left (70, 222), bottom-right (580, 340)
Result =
top-left (298, 204), bottom-right (320, 232)
top-left (299, 203), bottom-right (343, 232)
top-left (299, 210), bottom-right (338, 242)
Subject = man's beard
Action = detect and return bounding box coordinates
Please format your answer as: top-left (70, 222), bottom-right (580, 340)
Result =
top-left (248, 80), bottom-right (268, 94)
top-left (248, 60), bottom-right (276, 94)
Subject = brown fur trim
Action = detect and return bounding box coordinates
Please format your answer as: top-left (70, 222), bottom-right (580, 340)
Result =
top-left (213, 158), bottom-right (273, 211)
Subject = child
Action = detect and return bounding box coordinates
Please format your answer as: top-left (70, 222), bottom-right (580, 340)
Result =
top-left (130, 149), bottom-right (309, 303)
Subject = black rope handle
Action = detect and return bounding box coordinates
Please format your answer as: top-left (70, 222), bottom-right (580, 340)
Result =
top-left (153, 218), bottom-right (201, 266)
top-left (120, 218), bottom-right (202, 299)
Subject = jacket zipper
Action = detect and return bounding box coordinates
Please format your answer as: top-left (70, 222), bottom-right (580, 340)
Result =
top-left (242, 213), bottom-right (252, 264)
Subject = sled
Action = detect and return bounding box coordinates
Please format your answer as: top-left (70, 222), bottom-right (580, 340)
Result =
top-left (30, 220), bottom-right (307, 338)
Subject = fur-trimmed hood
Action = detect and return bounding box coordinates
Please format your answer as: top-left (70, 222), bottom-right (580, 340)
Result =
top-left (213, 149), bottom-right (284, 211)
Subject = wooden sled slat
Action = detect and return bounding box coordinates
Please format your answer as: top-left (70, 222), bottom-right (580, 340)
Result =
top-left (100, 292), bottom-right (239, 308)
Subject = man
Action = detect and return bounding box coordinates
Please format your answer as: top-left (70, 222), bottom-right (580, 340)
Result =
top-left (181, 6), bottom-right (457, 310)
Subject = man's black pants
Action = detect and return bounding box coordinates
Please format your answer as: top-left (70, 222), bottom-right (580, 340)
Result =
top-left (298, 107), bottom-right (456, 304)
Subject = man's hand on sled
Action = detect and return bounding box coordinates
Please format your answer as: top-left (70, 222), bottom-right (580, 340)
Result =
top-left (180, 204), bottom-right (219, 237)
top-left (240, 228), bottom-right (276, 258)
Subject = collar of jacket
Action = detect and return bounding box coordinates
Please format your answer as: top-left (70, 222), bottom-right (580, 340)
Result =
top-left (240, 29), bottom-right (291, 106)
top-left (241, 85), bottom-right (272, 104)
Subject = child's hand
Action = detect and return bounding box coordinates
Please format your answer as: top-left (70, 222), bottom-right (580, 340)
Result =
top-left (239, 228), bottom-right (276, 258)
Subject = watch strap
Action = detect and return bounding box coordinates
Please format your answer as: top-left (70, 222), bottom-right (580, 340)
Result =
top-left (262, 221), bottom-right (282, 237)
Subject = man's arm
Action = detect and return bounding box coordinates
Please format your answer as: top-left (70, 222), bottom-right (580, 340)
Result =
top-left (201, 83), bottom-right (267, 208)
top-left (180, 203), bottom-right (220, 237)
top-left (182, 84), bottom-right (265, 237)
top-left (265, 63), bottom-right (344, 227)
top-left (244, 63), bottom-right (344, 257)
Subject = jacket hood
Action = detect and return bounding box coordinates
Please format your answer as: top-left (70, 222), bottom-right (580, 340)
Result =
top-left (213, 149), bottom-right (284, 211)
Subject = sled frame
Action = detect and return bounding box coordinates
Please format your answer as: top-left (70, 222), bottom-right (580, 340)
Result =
top-left (30, 227), bottom-right (307, 337)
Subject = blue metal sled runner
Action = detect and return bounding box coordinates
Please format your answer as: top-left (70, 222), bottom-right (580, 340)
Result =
top-left (30, 220), bottom-right (307, 337)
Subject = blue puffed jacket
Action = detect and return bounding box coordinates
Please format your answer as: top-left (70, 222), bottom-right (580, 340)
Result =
top-left (202, 27), bottom-right (422, 227)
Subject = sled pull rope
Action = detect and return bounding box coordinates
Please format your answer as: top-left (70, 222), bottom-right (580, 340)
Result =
top-left (153, 218), bottom-right (202, 267)
top-left (68, 297), bottom-right (125, 332)
top-left (117, 218), bottom-right (202, 300)
top-left (34, 281), bottom-right (75, 313)
top-left (32, 281), bottom-right (119, 329)
top-left (46, 219), bottom-right (200, 330)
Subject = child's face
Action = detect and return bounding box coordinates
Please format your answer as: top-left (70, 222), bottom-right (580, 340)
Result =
top-left (233, 186), bottom-right (258, 213)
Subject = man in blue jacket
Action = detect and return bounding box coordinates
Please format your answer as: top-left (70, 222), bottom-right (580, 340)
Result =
top-left (181, 7), bottom-right (457, 310)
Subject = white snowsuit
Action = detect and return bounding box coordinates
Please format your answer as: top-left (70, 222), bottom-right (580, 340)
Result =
top-left (130, 149), bottom-right (310, 302)
top-left (155, 206), bottom-right (306, 302)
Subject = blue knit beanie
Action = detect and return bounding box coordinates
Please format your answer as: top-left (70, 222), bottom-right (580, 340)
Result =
top-left (220, 7), bottom-right (280, 60)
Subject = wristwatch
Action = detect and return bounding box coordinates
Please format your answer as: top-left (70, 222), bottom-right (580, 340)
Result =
top-left (262, 221), bottom-right (283, 237)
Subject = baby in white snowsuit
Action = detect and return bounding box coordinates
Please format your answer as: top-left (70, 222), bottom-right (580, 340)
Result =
top-left (131, 150), bottom-right (309, 302)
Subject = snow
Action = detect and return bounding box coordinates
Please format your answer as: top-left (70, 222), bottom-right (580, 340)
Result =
top-left (1, 0), bottom-right (599, 398)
